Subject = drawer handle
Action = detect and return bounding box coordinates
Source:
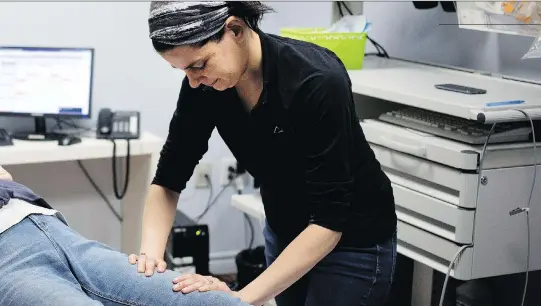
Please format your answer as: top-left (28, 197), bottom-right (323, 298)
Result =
top-left (379, 137), bottom-right (427, 157)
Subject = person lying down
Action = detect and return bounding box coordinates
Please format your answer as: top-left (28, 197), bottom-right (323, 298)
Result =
top-left (0, 165), bottom-right (249, 306)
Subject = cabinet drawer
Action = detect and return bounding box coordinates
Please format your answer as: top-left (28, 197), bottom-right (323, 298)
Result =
top-left (388, 171), bottom-right (475, 244)
top-left (373, 143), bottom-right (478, 208)
top-left (397, 221), bottom-right (474, 280)
top-left (361, 119), bottom-right (479, 170)
top-left (361, 120), bottom-right (480, 209)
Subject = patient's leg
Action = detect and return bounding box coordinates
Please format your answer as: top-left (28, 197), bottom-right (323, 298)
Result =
top-left (28, 214), bottom-right (248, 306)
top-left (0, 217), bottom-right (102, 306)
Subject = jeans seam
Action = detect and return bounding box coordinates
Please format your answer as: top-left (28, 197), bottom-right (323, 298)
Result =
top-left (27, 215), bottom-right (71, 271)
top-left (390, 233), bottom-right (396, 284)
top-left (375, 244), bottom-right (381, 283)
top-left (360, 245), bottom-right (380, 306)
top-left (79, 285), bottom-right (143, 306)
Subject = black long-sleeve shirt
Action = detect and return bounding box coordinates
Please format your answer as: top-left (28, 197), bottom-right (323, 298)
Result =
top-left (152, 30), bottom-right (397, 249)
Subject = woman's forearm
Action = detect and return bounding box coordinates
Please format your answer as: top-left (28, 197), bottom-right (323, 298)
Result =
top-left (139, 184), bottom-right (179, 258)
top-left (238, 224), bottom-right (342, 305)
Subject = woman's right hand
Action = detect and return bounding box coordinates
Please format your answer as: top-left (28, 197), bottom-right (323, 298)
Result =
top-left (128, 253), bottom-right (167, 276)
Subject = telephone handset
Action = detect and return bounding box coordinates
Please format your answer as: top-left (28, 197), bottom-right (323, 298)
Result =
top-left (96, 108), bottom-right (140, 202)
top-left (96, 108), bottom-right (140, 140)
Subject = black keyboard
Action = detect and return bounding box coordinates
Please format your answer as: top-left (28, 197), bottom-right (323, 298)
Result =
top-left (378, 107), bottom-right (532, 145)
top-left (0, 129), bottom-right (13, 146)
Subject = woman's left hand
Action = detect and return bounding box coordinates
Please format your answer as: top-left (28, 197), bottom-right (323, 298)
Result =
top-left (172, 274), bottom-right (232, 294)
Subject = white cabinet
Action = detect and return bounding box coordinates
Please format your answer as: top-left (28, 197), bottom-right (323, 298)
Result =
top-left (351, 58), bottom-right (541, 281)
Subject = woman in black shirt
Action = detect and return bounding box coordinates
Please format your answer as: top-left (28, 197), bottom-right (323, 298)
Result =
top-left (130, 2), bottom-right (397, 306)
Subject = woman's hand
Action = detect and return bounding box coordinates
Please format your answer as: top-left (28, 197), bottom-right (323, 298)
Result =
top-left (128, 253), bottom-right (167, 276)
top-left (172, 274), bottom-right (231, 294)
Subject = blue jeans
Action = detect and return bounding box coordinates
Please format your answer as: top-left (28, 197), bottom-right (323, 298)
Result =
top-left (264, 221), bottom-right (396, 306)
top-left (0, 214), bottom-right (249, 306)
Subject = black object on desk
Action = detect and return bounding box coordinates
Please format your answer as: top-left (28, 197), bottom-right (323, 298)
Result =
top-left (12, 131), bottom-right (66, 141)
top-left (11, 117), bottom-right (66, 141)
top-left (0, 129), bottom-right (13, 146)
top-left (435, 83), bottom-right (487, 95)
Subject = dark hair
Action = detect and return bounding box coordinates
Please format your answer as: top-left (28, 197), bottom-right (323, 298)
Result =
top-left (152, 1), bottom-right (274, 53)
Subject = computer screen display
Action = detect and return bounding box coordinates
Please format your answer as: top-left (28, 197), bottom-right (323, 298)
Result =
top-left (0, 47), bottom-right (93, 118)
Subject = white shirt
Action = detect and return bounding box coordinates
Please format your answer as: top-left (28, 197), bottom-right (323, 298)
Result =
top-left (0, 198), bottom-right (68, 234)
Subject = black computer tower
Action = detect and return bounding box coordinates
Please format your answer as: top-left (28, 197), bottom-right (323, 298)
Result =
top-left (166, 210), bottom-right (210, 275)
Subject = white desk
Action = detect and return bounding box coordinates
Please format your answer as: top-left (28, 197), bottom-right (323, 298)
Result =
top-left (349, 57), bottom-right (541, 121)
top-left (231, 193), bottom-right (265, 221)
top-left (1, 132), bottom-right (163, 254)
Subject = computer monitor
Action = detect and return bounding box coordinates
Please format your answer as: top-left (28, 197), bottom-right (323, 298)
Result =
top-left (0, 46), bottom-right (94, 140)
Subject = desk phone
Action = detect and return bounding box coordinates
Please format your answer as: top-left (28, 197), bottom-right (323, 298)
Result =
top-left (96, 108), bottom-right (140, 140)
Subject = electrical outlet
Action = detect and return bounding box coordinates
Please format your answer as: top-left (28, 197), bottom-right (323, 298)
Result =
top-left (220, 158), bottom-right (238, 186)
top-left (194, 162), bottom-right (212, 188)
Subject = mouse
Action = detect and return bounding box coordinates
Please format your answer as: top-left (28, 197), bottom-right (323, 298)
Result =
top-left (58, 135), bottom-right (82, 146)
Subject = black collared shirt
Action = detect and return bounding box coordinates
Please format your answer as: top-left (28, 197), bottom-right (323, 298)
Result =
top-left (152, 31), bottom-right (397, 248)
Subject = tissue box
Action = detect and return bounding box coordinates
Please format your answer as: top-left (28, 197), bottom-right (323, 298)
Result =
top-left (280, 27), bottom-right (367, 70)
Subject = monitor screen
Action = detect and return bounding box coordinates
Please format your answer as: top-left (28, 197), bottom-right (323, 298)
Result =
top-left (0, 46), bottom-right (93, 118)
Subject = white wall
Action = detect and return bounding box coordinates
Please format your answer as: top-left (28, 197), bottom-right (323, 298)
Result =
top-left (0, 1), bottom-right (333, 274)
top-left (363, 2), bottom-right (541, 82)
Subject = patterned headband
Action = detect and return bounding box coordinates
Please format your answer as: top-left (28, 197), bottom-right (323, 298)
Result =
top-left (148, 1), bottom-right (230, 46)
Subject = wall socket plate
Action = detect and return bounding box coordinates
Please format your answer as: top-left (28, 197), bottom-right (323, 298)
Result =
top-left (194, 162), bottom-right (212, 188)
top-left (221, 158), bottom-right (238, 186)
